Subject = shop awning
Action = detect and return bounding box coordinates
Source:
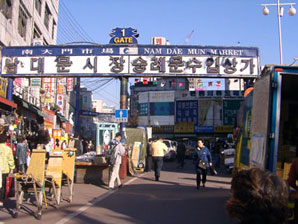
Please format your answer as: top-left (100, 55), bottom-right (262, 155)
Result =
top-left (57, 113), bottom-right (68, 122)
top-left (21, 101), bottom-right (47, 118)
top-left (0, 96), bottom-right (17, 108)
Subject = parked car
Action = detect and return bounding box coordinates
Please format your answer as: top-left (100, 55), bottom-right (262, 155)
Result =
top-left (163, 139), bottom-right (177, 160)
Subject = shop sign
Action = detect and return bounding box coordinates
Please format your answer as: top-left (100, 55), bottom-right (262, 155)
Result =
top-left (42, 107), bottom-right (55, 124)
top-left (52, 129), bottom-right (62, 140)
top-left (67, 78), bottom-right (73, 91)
top-left (65, 122), bottom-right (73, 134)
top-left (194, 126), bottom-right (214, 133)
top-left (214, 125), bottom-right (234, 133)
top-left (0, 77), bottom-right (8, 98)
top-left (174, 122), bottom-right (194, 133)
top-left (31, 78), bottom-right (41, 86)
top-left (1, 45), bottom-right (259, 78)
top-left (152, 125), bottom-right (174, 133)
top-left (57, 94), bottom-right (64, 113)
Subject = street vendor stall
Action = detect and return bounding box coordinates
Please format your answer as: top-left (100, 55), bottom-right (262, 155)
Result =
top-left (75, 151), bottom-right (109, 185)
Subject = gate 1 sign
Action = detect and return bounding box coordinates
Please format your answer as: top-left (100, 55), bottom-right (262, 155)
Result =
top-left (0, 45), bottom-right (259, 78)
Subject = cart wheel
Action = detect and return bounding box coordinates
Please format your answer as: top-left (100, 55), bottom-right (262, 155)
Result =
top-left (13, 212), bottom-right (18, 218)
top-left (36, 213), bottom-right (42, 220)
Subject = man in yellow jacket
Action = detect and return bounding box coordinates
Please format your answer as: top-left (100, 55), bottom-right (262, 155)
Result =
top-left (150, 136), bottom-right (168, 181)
top-left (0, 131), bottom-right (15, 208)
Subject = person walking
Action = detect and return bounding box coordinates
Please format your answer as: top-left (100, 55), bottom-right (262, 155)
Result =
top-left (176, 141), bottom-right (186, 168)
top-left (145, 138), bottom-right (153, 172)
top-left (0, 130), bottom-right (15, 208)
top-left (15, 136), bottom-right (28, 173)
top-left (193, 138), bottom-right (212, 189)
top-left (150, 136), bottom-right (168, 181)
top-left (108, 132), bottom-right (125, 190)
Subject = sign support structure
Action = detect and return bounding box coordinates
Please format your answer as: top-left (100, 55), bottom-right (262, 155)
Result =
top-left (120, 77), bottom-right (128, 137)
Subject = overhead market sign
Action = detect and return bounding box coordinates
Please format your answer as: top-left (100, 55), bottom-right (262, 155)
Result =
top-left (0, 45), bottom-right (259, 78)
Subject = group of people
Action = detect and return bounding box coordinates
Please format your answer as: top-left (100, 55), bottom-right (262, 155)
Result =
top-left (64, 134), bottom-right (95, 155)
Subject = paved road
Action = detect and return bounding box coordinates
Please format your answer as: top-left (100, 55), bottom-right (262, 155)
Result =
top-left (0, 160), bottom-right (234, 224)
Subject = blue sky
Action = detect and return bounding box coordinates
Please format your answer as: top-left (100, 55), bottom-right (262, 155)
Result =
top-left (57, 0), bottom-right (298, 107)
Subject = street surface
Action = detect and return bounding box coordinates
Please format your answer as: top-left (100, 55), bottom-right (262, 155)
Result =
top-left (0, 160), bottom-right (234, 224)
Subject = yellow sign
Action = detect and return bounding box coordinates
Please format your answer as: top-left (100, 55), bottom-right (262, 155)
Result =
top-left (174, 122), bottom-right (194, 133)
top-left (113, 37), bottom-right (133, 44)
top-left (0, 78), bottom-right (8, 98)
top-left (214, 126), bottom-right (234, 133)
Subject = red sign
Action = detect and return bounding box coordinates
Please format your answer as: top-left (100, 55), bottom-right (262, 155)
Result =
top-left (67, 78), bottom-right (73, 91)
top-left (42, 107), bottom-right (55, 124)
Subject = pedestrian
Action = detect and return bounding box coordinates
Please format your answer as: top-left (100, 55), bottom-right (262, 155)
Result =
top-left (150, 136), bottom-right (168, 181)
top-left (55, 139), bottom-right (60, 149)
top-left (70, 134), bottom-right (83, 155)
top-left (82, 138), bottom-right (88, 154)
top-left (193, 138), bottom-right (212, 189)
top-left (176, 141), bottom-right (186, 168)
top-left (88, 140), bottom-right (94, 151)
top-left (287, 156), bottom-right (298, 224)
top-left (15, 136), bottom-right (28, 173)
top-left (0, 129), bottom-right (15, 208)
top-left (108, 132), bottom-right (125, 190)
top-left (145, 138), bottom-right (153, 172)
top-left (226, 168), bottom-right (288, 224)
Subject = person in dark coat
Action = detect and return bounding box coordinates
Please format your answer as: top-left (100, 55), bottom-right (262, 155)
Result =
top-left (193, 138), bottom-right (212, 189)
top-left (145, 138), bottom-right (153, 172)
top-left (176, 142), bottom-right (186, 168)
top-left (16, 136), bottom-right (28, 173)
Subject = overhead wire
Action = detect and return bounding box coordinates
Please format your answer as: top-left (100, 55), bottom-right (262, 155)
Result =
top-left (60, 0), bottom-right (94, 42)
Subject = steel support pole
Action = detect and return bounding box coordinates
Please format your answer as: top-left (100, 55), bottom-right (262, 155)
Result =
top-left (74, 77), bottom-right (81, 134)
top-left (120, 77), bottom-right (128, 136)
top-left (7, 78), bottom-right (13, 101)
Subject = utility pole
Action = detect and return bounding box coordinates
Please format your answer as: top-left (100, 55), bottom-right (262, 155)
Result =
top-left (120, 77), bottom-right (128, 136)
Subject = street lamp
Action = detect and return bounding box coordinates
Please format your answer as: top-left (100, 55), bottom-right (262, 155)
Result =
top-left (261, 1), bottom-right (296, 64)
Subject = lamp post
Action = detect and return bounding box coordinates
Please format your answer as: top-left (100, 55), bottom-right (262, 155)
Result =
top-left (262, 1), bottom-right (296, 64)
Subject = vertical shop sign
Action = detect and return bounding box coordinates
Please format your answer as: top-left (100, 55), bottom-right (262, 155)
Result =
top-left (67, 78), bottom-right (73, 91)
top-left (0, 77), bottom-right (8, 98)
top-left (57, 94), bottom-right (64, 113)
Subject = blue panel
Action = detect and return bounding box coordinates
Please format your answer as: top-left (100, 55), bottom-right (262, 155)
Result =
top-left (194, 126), bottom-right (214, 133)
top-left (115, 109), bottom-right (128, 118)
top-left (138, 103), bottom-right (148, 116)
top-left (150, 102), bottom-right (174, 116)
top-left (175, 100), bottom-right (198, 125)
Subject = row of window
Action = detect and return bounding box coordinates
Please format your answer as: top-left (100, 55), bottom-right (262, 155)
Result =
top-left (0, 0), bottom-right (56, 43)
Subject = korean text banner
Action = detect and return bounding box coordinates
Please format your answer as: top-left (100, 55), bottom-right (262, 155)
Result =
top-left (1, 45), bottom-right (260, 78)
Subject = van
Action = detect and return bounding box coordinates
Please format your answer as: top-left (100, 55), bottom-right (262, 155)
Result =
top-left (163, 139), bottom-right (177, 160)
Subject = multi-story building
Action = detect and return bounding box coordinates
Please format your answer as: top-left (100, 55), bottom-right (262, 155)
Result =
top-left (0, 0), bottom-right (59, 111)
top-left (0, 0), bottom-right (58, 46)
top-left (130, 77), bottom-right (244, 139)
top-left (0, 1), bottom-right (76, 141)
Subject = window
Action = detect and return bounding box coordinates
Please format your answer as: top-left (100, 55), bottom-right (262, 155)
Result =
top-left (207, 91), bottom-right (213, 96)
top-left (44, 4), bottom-right (51, 30)
top-left (233, 90), bottom-right (240, 96)
top-left (198, 91), bottom-right (204, 97)
top-left (33, 24), bottom-right (41, 39)
top-left (18, 7), bottom-right (27, 39)
top-left (52, 20), bottom-right (56, 39)
top-left (0, 0), bottom-right (12, 19)
top-left (35, 0), bottom-right (41, 15)
top-left (216, 90), bottom-right (222, 96)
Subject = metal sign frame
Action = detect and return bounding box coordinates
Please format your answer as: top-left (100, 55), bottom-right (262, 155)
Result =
top-left (0, 44), bottom-right (260, 78)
